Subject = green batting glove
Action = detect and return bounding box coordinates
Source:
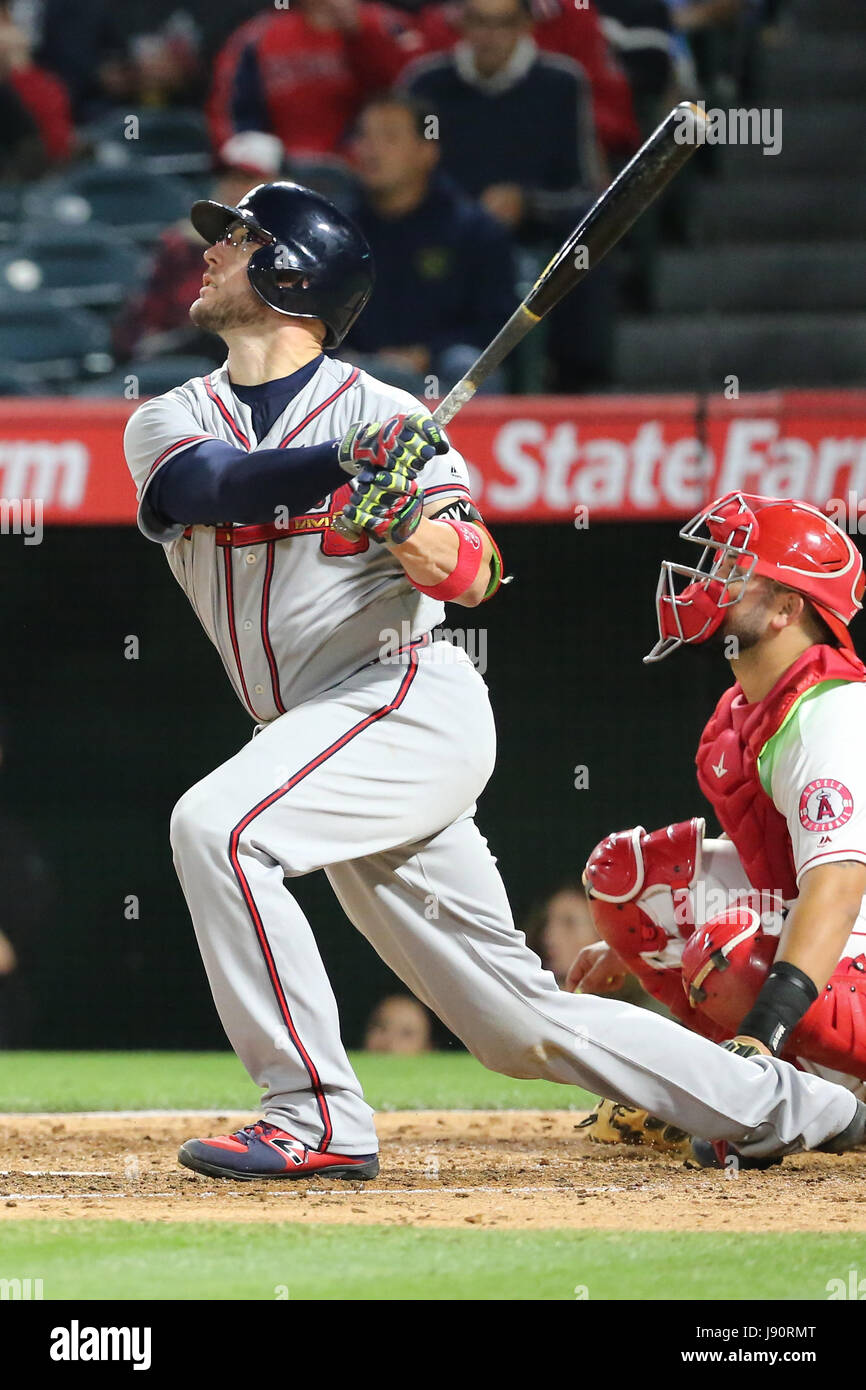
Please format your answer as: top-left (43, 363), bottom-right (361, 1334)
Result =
top-left (340, 472), bottom-right (424, 545)
top-left (338, 410), bottom-right (449, 482)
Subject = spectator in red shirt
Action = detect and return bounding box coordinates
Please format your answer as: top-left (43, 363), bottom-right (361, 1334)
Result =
top-left (0, 3), bottom-right (73, 168)
top-left (113, 132), bottom-right (284, 364)
top-left (207, 0), bottom-right (436, 158)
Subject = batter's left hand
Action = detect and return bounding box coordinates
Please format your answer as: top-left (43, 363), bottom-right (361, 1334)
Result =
top-left (338, 410), bottom-right (449, 482)
top-left (341, 470), bottom-right (424, 546)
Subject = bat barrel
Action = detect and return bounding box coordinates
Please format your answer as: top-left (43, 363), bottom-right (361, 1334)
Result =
top-left (529, 102), bottom-right (707, 320)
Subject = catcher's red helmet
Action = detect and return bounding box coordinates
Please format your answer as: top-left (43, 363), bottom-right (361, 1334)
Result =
top-left (645, 491), bottom-right (865, 662)
top-left (680, 905), bottom-right (779, 1034)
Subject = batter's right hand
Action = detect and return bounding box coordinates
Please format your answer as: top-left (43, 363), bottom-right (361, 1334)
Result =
top-left (338, 410), bottom-right (449, 480)
top-left (566, 941), bottom-right (628, 995)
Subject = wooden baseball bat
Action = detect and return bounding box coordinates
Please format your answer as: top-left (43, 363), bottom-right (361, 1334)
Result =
top-left (336, 101), bottom-right (706, 535)
top-left (434, 101), bottom-right (707, 424)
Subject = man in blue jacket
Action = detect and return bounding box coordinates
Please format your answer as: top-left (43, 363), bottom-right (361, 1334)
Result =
top-left (345, 91), bottom-right (518, 394)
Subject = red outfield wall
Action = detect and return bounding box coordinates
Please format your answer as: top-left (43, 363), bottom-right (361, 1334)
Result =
top-left (2, 390), bottom-right (866, 525)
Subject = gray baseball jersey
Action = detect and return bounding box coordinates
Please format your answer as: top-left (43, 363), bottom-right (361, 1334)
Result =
top-left (125, 355), bottom-right (859, 1164)
top-left (124, 357), bottom-right (472, 720)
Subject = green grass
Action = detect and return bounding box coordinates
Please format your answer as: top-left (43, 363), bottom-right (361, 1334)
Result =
top-left (1, 1223), bottom-right (862, 1300)
top-left (0, 1051), bottom-right (595, 1113)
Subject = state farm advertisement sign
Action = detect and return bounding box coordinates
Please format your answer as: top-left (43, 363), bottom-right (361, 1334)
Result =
top-left (1, 391), bottom-right (865, 525)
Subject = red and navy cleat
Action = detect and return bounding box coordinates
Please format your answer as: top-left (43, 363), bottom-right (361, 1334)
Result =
top-left (178, 1121), bottom-right (379, 1181)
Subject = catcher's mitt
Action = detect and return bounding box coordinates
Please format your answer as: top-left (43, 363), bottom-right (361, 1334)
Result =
top-left (576, 1097), bottom-right (692, 1156)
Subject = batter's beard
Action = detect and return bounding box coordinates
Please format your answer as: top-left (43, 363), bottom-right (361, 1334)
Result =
top-left (189, 292), bottom-right (266, 336)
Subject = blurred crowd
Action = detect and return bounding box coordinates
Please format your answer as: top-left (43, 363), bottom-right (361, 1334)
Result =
top-left (0, 0), bottom-right (774, 397)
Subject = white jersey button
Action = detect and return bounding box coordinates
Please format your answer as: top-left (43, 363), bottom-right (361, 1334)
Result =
top-left (245, 553), bottom-right (256, 565)
top-left (243, 620), bottom-right (253, 630)
top-left (254, 684), bottom-right (264, 695)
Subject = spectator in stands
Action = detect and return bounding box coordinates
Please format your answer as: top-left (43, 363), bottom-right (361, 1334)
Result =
top-left (0, 713), bottom-right (57, 1046)
top-left (14, 0), bottom-right (129, 121)
top-left (666, 0), bottom-right (746, 99)
top-left (418, 0), bottom-right (640, 164)
top-left (594, 0), bottom-right (675, 129)
top-left (525, 883), bottom-right (659, 1009)
top-left (0, 3), bottom-right (73, 170)
top-left (113, 131), bottom-right (283, 365)
top-left (404, 0), bottom-right (616, 389)
top-left (593, 0), bottom-right (675, 310)
top-left (364, 994), bottom-right (433, 1053)
top-left (524, 884), bottom-right (601, 987)
top-left (0, 80), bottom-right (42, 181)
top-left (344, 93), bottom-right (517, 395)
top-left (129, 12), bottom-right (203, 111)
top-left (404, 0), bottom-right (603, 239)
top-left (207, 0), bottom-right (438, 160)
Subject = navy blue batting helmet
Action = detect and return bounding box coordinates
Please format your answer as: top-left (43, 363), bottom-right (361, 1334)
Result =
top-left (190, 181), bottom-right (375, 350)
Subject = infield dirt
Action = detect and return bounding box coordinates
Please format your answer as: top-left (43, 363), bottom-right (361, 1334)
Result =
top-left (1, 1111), bottom-right (865, 1231)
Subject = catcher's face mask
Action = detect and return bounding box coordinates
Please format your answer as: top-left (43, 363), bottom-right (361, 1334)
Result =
top-left (644, 492), bottom-right (760, 663)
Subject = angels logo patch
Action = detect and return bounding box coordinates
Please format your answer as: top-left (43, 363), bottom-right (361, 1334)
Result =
top-left (798, 778), bottom-right (854, 833)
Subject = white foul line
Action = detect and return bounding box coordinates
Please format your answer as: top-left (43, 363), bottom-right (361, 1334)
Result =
top-left (1, 1184), bottom-right (638, 1201)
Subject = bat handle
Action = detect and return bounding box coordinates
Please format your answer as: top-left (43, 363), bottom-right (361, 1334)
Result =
top-left (332, 512), bottom-right (361, 539)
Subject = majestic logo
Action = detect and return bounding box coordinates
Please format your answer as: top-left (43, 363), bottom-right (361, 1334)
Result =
top-left (711, 752), bottom-right (728, 779)
top-left (798, 778), bottom-right (854, 833)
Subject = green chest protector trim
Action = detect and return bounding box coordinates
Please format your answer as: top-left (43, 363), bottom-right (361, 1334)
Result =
top-left (757, 680), bottom-right (848, 798)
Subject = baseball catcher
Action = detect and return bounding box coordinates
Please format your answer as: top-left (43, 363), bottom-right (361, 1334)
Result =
top-left (571, 492), bottom-right (866, 1165)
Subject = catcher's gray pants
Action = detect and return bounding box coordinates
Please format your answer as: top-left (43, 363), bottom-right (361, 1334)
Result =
top-left (170, 641), bottom-right (857, 1158)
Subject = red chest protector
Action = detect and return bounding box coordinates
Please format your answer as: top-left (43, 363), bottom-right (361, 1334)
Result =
top-left (696, 645), bottom-right (866, 898)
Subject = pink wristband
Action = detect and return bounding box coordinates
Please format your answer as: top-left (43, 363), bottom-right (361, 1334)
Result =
top-left (409, 519), bottom-right (484, 601)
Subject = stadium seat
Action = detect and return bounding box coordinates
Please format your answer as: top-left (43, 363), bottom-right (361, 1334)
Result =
top-left (0, 365), bottom-right (38, 396)
top-left (22, 166), bottom-right (191, 243)
top-left (75, 356), bottom-right (220, 399)
top-left (0, 186), bottom-right (21, 245)
top-left (85, 109), bottom-right (213, 177)
top-left (716, 103), bottom-right (866, 178)
top-left (791, 0), bottom-right (866, 29)
top-left (655, 244), bottom-right (866, 315)
top-left (761, 36), bottom-right (864, 100)
top-left (0, 302), bottom-right (112, 384)
top-left (694, 178), bottom-right (866, 243)
top-left (0, 225), bottom-right (142, 309)
top-left (616, 313), bottom-right (866, 392)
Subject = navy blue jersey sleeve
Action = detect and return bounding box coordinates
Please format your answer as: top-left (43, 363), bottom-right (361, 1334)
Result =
top-left (147, 437), bottom-right (345, 528)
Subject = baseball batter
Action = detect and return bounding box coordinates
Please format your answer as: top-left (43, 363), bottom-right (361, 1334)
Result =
top-left (573, 492), bottom-right (866, 1162)
top-left (123, 183), bottom-right (866, 1179)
